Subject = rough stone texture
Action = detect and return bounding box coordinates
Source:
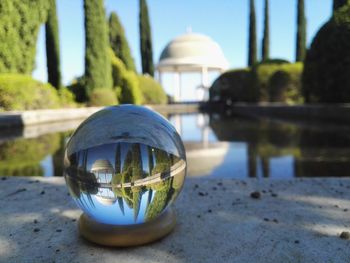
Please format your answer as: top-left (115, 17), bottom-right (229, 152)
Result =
top-left (1, 177), bottom-right (350, 262)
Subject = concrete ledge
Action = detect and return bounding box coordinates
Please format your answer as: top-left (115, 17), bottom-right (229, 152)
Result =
top-left (0, 107), bottom-right (103, 128)
top-left (0, 104), bottom-right (202, 128)
top-left (228, 103), bottom-right (350, 124)
top-left (1, 177), bottom-right (350, 262)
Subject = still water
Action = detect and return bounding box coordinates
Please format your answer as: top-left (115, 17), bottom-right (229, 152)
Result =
top-left (1, 112), bottom-right (350, 179)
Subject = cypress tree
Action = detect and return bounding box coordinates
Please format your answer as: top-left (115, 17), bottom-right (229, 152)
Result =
top-left (248, 0), bottom-right (257, 66)
top-left (45, 0), bottom-right (61, 89)
top-left (0, 0), bottom-right (50, 74)
top-left (296, 0), bottom-right (306, 62)
top-left (139, 0), bottom-right (154, 76)
top-left (84, 0), bottom-right (112, 94)
top-left (109, 12), bottom-right (136, 72)
top-left (333, 0), bottom-right (348, 11)
top-left (262, 0), bottom-right (270, 61)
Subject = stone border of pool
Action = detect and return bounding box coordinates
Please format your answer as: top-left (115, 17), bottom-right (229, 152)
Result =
top-left (2, 103), bottom-right (350, 128)
top-left (0, 103), bottom-right (202, 128)
top-left (225, 103), bottom-right (350, 124)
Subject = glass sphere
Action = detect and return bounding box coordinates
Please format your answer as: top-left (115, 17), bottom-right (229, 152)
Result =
top-left (64, 105), bottom-right (186, 225)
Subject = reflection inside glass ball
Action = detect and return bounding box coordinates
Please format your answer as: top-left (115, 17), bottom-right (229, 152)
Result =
top-left (64, 106), bottom-right (186, 225)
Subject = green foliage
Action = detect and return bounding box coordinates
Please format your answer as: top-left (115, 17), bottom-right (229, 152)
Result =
top-left (268, 63), bottom-right (304, 104)
top-left (67, 76), bottom-right (88, 103)
top-left (139, 0), bottom-right (154, 76)
top-left (111, 52), bottom-right (126, 88)
top-left (84, 0), bottom-right (112, 94)
top-left (259, 58), bottom-right (290, 65)
top-left (0, 134), bottom-right (60, 176)
top-left (252, 60), bottom-right (291, 101)
top-left (303, 4), bottom-right (350, 103)
top-left (0, 0), bottom-right (50, 74)
top-left (88, 88), bottom-right (118, 106)
top-left (111, 53), bottom-right (143, 104)
top-left (118, 71), bottom-right (143, 104)
top-left (210, 69), bottom-right (257, 102)
top-left (137, 75), bottom-right (167, 104)
top-left (210, 62), bottom-right (303, 104)
top-left (248, 0), bottom-right (257, 66)
top-left (333, 0), bottom-right (349, 11)
top-left (109, 12), bottom-right (136, 72)
top-left (296, 0), bottom-right (307, 62)
top-left (262, 0), bottom-right (270, 61)
top-left (58, 88), bottom-right (76, 108)
top-left (45, 0), bottom-right (61, 89)
top-left (0, 74), bottom-right (61, 111)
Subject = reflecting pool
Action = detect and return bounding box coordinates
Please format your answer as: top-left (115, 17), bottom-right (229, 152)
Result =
top-left (1, 112), bottom-right (350, 178)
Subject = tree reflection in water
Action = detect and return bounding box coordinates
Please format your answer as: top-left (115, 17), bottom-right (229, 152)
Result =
top-left (64, 142), bottom-right (186, 225)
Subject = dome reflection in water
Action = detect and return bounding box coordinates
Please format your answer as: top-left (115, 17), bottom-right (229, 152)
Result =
top-left (64, 105), bottom-right (186, 225)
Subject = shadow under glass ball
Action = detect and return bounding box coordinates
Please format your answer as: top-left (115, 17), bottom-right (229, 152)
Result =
top-left (64, 105), bottom-right (186, 225)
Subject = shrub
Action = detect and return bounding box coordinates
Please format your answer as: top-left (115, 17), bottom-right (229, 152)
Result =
top-left (67, 76), bottom-right (88, 103)
top-left (118, 71), bottom-right (143, 104)
top-left (252, 60), bottom-right (291, 101)
top-left (303, 3), bottom-right (350, 103)
top-left (210, 69), bottom-right (257, 102)
top-left (138, 74), bottom-right (167, 104)
top-left (0, 74), bottom-right (61, 111)
top-left (58, 88), bottom-right (76, 108)
top-left (210, 61), bottom-right (303, 104)
top-left (111, 53), bottom-right (143, 104)
top-left (88, 88), bottom-right (118, 106)
top-left (268, 63), bottom-right (304, 104)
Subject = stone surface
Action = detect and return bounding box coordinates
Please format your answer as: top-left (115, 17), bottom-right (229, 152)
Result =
top-left (0, 104), bottom-right (201, 128)
top-left (1, 177), bottom-right (350, 262)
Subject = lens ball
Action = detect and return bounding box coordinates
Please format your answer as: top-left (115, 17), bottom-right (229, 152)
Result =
top-left (64, 105), bottom-right (186, 225)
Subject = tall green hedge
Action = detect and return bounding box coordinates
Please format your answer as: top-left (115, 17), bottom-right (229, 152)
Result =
top-left (139, 0), bottom-right (154, 76)
top-left (262, 0), bottom-right (270, 62)
top-left (0, 0), bottom-right (50, 74)
top-left (248, 0), bottom-right (257, 66)
top-left (303, 3), bottom-right (350, 103)
top-left (84, 0), bottom-right (112, 94)
top-left (296, 0), bottom-right (306, 62)
top-left (45, 0), bottom-right (61, 89)
top-left (109, 12), bottom-right (136, 72)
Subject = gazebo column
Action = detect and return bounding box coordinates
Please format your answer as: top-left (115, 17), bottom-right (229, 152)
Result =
top-left (201, 67), bottom-right (209, 101)
top-left (173, 71), bottom-right (181, 102)
top-left (157, 70), bottom-right (163, 86)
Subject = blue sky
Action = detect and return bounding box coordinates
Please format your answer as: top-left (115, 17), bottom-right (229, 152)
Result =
top-left (33, 0), bottom-right (332, 99)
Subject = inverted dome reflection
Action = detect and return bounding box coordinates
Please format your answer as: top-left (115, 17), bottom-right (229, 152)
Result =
top-left (64, 105), bottom-right (186, 225)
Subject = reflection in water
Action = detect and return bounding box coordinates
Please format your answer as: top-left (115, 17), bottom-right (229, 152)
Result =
top-left (2, 113), bottom-right (350, 179)
top-left (64, 142), bottom-right (185, 225)
top-left (210, 114), bottom-right (350, 178)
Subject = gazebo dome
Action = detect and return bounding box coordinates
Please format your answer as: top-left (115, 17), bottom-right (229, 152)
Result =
top-left (91, 159), bottom-right (114, 172)
top-left (157, 33), bottom-right (229, 72)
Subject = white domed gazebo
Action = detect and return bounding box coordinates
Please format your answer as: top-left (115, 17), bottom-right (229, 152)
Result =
top-left (157, 32), bottom-right (229, 101)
